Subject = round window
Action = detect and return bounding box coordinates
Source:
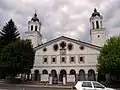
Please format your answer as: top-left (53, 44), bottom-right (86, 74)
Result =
top-left (68, 43), bottom-right (73, 51)
top-left (43, 48), bottom-right (47, 52)
top-left (53, 44), bottom-right (58, 51)
top-left (60, 41), bottom-right (66, 49)
top-left (80, 45), bottom-right (84, 50)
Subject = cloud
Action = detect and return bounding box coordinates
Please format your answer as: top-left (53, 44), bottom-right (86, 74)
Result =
top-left (0, 0), bottom-right (120, 43)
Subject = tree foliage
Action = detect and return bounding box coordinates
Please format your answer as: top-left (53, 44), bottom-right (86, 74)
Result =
top-left (98, 37), bottom-right (120, 76)
top-left (0, 19), bottom-right (20, 46)
top-left (0, 40), bottom-right (35, 78)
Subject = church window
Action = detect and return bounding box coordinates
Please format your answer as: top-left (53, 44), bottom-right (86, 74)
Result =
top-left (51, 56), bottom-right (57, 63)
top-left (100, 21), bottom-right (102, 28)
top-left (98, 35), bottom-right (100, 38)
top-left (96, 21), bottom-right (99, 29)
top-left (43, 48), bottom-right (47, 52)
top-left (42, 70), bottom-right (48, 74)
top-left (35, 26), bottom-right (37, 31)
top-left (92, 22), bottom-right (94, 29)
top-left (60, 41), bottom-right (66, 49)
top-left (70, 56), bottom-right (75, 63)
top-left (53, 44), bottom-right (58, 51)
top-left (31, 25), bottom-right (33, 31)
top-left (43, 57), bottom-right (48, 63)
top-left (61, 57), bottom-right (66, 63)
top-left (52, 58), bottom-right (56, 63)
top-left (79, 56), bottom-right (84, 63)
top-left (80, 45), bottom-right (84, 50)
top-left (68, 43), bottom-right (73, 51)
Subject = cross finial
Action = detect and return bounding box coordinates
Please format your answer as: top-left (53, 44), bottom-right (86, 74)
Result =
top-left (94, 8), bottom-right (97, 12)
top-left (34, 10), bottom-right (37, 17)
top-left (35, 10), bottom-right (36, 13)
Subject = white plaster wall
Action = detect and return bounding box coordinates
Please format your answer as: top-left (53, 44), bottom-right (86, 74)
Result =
top-left (25, 31), bottom-right (42, 47)
top-left (32, 39), bottom-right (100, 74)
top-left (91, 30), bottom-right (106, 47)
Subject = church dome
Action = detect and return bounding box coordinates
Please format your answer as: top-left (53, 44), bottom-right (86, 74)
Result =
top-left (31, 12), bottom-right (39, 22)
top-left (91, 8), bottom-right (100, 17)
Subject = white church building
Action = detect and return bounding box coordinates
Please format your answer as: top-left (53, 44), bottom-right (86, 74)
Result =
top-left (25, 9), bottom-right (106, 84)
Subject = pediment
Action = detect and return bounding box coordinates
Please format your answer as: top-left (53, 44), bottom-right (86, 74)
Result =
top-left (34, 36), bottom-right (101, 51)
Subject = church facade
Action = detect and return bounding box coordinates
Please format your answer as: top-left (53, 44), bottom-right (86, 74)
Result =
top-left (25, 9), bottom-right (106, 84)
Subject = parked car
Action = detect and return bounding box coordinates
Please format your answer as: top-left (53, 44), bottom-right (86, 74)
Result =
top-left (73, 81), bottom-right (116, 90)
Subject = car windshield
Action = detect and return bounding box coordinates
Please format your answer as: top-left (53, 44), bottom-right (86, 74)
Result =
top-left (93, 82), bottom-right (105, 88)
top-left (82, 82), bottom-right (92, 88)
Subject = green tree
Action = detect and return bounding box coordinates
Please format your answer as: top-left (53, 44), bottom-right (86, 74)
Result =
top-left (0, 19), bottom-right (20, 46)
top-left (98, 37), bottom-right (120, 79)
top-left (0, 19), bottom-right (20, 78)
top-left (0, 40), bottom-right (35, 79)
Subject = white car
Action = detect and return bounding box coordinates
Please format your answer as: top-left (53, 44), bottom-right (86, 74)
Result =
top-left (73, 81), bottom-right (116, 90)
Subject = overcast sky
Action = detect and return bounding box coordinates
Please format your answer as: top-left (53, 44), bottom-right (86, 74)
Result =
top-left (0, 0), bottom-right (120, 43)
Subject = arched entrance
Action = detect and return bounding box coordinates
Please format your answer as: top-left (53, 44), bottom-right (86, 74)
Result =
top-left (69, 69), bottom-right (76, 82)
top-left (51, 70), bottom-right (58, 84)
top-left (70, 69), bottom-right (76, 75)
top-left (79, 69), bottom-right (85, 81)
top-left (42, 69), bottom-right (48, 74)
top-left (34, 69), bottom-right (40, 81)
top-left (59, 69), bottom-right (67, 83)
top-left (88, 69), bottom-right (95, 81)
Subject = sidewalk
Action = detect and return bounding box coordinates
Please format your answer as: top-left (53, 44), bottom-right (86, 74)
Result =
top-left (16, 84), bottom-right (72, 88)
top-left (0, 80), bottom-right (72, 89)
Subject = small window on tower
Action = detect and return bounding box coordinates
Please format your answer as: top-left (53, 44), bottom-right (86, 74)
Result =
top-left (35, 26), bottom-right (37, 31)
top-left (96, 21), bottom-right (99, 29)
top-left (92, 22), bottom-right (94, 29)
top-left (98, 35), bottom-right (100, 38)
top-left (100, 21), bottom-right (102, 28)
top-left (31, 25), bottom-right (33, 31)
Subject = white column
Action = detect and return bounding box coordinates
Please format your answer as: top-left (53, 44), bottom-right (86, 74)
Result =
top-left (63, 76), bottom-right (66, 85)
top-left (76, 74), bottom-right (79, 82)
top-left (85, 74), bottom-right (88, 81)
top-left (29, 74), bottom-right (32, 80)
top-left (25, 74), bottom-right (28, 80)
top-left (95, 74), bottom-right (98, 81)
top-left (49, 76), bottom-right (52, 84)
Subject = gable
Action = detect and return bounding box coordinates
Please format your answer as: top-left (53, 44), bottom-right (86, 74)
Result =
top-left (34, 36), bottom-right (101, 50)
top-left (34, 36), bottom-right (101, 55)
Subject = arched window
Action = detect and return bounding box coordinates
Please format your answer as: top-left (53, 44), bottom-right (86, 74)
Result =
top-left (100, 21), bottom-right (102, 28)
top-left (42, 70), bottom-right (48, 74)
top-left (35, 26), bottom-right (37, 31)
top-left (70, 69), bottom-right (76, 75)
top-left (92, 22), bottom-right (94, 29)
top-left (88, 69), bottom-right (96, 81)
top-left (31, 25), bottom-right (33, 31)
top-left (96, 21), bottom-right (99, 29)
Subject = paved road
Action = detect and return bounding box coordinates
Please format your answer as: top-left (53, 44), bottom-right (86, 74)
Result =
top-left (0, 84), bottom-right (71, 90)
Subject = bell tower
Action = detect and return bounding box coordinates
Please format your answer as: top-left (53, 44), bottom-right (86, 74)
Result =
top-left (25, 12), bottom-right (42, 47)
top-left (90, 8), bottom-right (106, 47)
